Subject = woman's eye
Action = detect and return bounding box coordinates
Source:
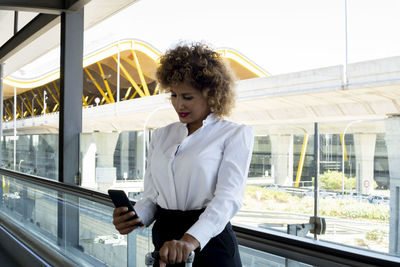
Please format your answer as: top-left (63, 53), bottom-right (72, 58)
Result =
top-left (183, 96), bottom-right (193, 100)
top-left (171, 94), bottom-right (177, 98)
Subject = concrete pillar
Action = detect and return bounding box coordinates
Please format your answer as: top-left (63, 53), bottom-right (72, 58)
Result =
top-left (80, 133), bottom-right (97, 189)
top-left (136, 131), bottom-right (144, 179)
top-left (270, 134), bottom-right (293, 186)
top-left (120, 132), bottom-right (129, 180)
top-left (353, 133), bottom-right (376, 195)
top-left (38, 135), bottom-right (58, 180)
top-left (96, 132), bottom-right (119, 167)
top-left (385, 115), bottom-right (400, 255)
top-left (95, 132), bottom-right (119, 191)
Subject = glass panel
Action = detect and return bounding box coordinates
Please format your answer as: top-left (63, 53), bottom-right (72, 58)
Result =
top-left (74, 0), bottom-right (400, 263)
top-left (0, 134), bottom-right (58, 179)
top-left (236, 123), bottom-right (315, 234)
top-left (80, 131), bottom-right (145, 195)
top-left (317, 120), bottom-right (390, 254)
top-left (0, 172), bottom-right (321, 266)
top-left (1, 19), bottom-right (60, 181)
top-left (0, 174), bottom-right (142, 266)
top-left (239, 246), bottom-right (312, 267)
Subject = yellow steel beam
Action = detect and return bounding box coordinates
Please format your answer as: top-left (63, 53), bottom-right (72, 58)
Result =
top-left (87, 95), bottom-right (95, 105)
top-left (23, 92), bottom-right (34, 116)
top-left (45, 85), bottom-right (60, 106)
top-left (97, 62), bottom-right (115, 102)
top-left (84, 68), bottom-right (111, 104)
top-left (99, 62), bottom-right (131, 83)
top-left (16, 100), bottom-right (22, 118)
top-left (52, 103), bottom-right (59, 112)
top-left (37, 92), bottom-right (45, 115)
top-left (129, 90), bottom-right (138, 100)
top-left (22, 93), bottom-right (32, 116)
top-left (112, 56), bottom-right (146, 98)
top-left (120, 57), bottom-right (153, 80)
top-left (35, 89), bottom-right (45, 114)
top-left (153, 83), bottom-right (160, 95)
top-left (131, 49), bottom-right (150, 96)
top-left (124, 86), bottom-right (132, 100)
top-left (53, 82), bottom-right (60, 98)
top-left (18, 95), bottom-right (29, 118)
top-left (100, 96), bottom-right (106, 105)
top-left (339, 134), bottom-right (348, 162)
top-left (31, 90), bottom-right (43, 109)
top-left (4, 104), bottom-right (12, 120)
top-left (294, 134), bottom-right (309, 187)
top-left (82, 95), bottom-right (88, 106)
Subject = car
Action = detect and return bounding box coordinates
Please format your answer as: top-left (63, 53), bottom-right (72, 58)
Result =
top-left (369, 195), bottom-right (390, 205)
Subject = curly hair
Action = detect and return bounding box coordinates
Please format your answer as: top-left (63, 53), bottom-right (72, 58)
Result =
top-left (156, 42), bottom-right (236, 117)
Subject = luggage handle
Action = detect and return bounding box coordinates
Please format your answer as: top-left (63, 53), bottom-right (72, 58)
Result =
top-left (145, 251), bottom-right (195, 267)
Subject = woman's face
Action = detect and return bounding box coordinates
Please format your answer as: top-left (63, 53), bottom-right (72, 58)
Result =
top-left (170, 83), bottom-right (210, 134)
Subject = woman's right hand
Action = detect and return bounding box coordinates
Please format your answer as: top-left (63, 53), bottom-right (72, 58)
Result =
top-left (112, 207), bottom-right (143, 235)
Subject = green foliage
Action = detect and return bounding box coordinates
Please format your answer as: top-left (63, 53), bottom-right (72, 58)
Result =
top-left (366, 229), bottom-right (387, 243)
top-left (245, 185), bottom-right (294, 203)
top-left (319, 199), bottom-right (389, 221)
top-left (244, 185), bottom-right (389, 222)
top-left (319, 171), bottom-right (355, 190)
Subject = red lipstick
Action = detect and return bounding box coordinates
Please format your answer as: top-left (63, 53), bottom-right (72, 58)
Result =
top-left (178, 112), bottom-right (190, 118)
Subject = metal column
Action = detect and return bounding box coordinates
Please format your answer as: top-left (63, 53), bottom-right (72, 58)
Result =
top-left (58, 8), bottom-right (84, 249)
top-left (59, 8), bottom-right (83, 184)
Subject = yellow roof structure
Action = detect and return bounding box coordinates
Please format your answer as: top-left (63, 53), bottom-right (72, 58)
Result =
top-left (2, 39), bottom-right (268, 120)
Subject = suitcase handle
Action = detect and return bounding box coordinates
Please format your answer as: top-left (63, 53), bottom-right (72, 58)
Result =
top-left (145, 251), bottom-right (195, 267)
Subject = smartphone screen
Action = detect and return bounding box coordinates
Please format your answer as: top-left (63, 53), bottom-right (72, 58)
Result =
top-left (108, 189), bottom-right (143, 226)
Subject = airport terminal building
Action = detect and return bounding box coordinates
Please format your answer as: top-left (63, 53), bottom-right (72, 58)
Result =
top-left (0, 1), bottom-right (400, 266)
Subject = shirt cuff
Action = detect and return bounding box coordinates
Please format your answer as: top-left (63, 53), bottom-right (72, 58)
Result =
top-left (186, 219), bottom-right (216, 250)
top-left (134, 199), bottom-right (157, 227)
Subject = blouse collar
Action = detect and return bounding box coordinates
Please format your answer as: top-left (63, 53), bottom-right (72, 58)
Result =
top-left (178, 113), bottom-right (218, 133)
top-left (202, 113), bottom-right (218, 126)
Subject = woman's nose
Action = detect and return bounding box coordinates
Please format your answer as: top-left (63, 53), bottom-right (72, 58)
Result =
top-left (176, 97), bottom-right (184, 109)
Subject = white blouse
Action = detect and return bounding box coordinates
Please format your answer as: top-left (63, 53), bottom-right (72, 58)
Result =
top-left (134, 113), bottom-right (254, 249)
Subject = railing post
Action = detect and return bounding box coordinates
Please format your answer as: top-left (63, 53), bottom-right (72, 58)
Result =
top-left (313, 122), bottom-right (320, 240)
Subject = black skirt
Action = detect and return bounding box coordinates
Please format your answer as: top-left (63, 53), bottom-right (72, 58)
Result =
top-left (151, 205), bottom-right (242, 267)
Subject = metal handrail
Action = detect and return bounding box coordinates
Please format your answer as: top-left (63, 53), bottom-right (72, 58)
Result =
top-left (233, 224), bottom-right (400, 267)
top-left (1, 168), bottom-right (400, 266)
top-left (0, 168), bottom-right (113, 207)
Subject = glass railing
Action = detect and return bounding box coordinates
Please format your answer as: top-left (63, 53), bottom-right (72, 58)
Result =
top-left (1, 116), bottom-right (399, 265)
top-left (1, 169), bottom-right (400, 266)
top-left (0, 170), bottom-right (151, 266)
top-left (78, 118), bottom-right (400, 257)
top-left (0, 134), bottom-right (59, 180)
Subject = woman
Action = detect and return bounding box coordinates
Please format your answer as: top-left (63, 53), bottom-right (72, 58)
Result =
top-left (112, 42), bottom-right (254, 267)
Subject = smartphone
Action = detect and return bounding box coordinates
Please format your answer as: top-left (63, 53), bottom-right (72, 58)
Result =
top-left (108, 189), bottom-right (143, 226)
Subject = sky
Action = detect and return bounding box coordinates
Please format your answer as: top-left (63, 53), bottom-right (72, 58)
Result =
top-left (82, 0), bottom-right (400, 75)
top-left (12, 0), bottom-right (400, 78)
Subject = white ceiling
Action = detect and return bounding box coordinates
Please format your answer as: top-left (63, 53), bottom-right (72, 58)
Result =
top-left (0, 0), bottom-right (140, 77)
top-left (0, 10), bottom-right (38, 47)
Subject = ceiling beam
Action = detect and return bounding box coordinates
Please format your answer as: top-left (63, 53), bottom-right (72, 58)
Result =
top-left (0, 0), bottom-right (89, 14)
top-left (0, 13), bottom-right (58, 63)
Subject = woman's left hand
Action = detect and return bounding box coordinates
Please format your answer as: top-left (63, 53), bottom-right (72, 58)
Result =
top-left (159, 233), bottom-right (199, 267)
